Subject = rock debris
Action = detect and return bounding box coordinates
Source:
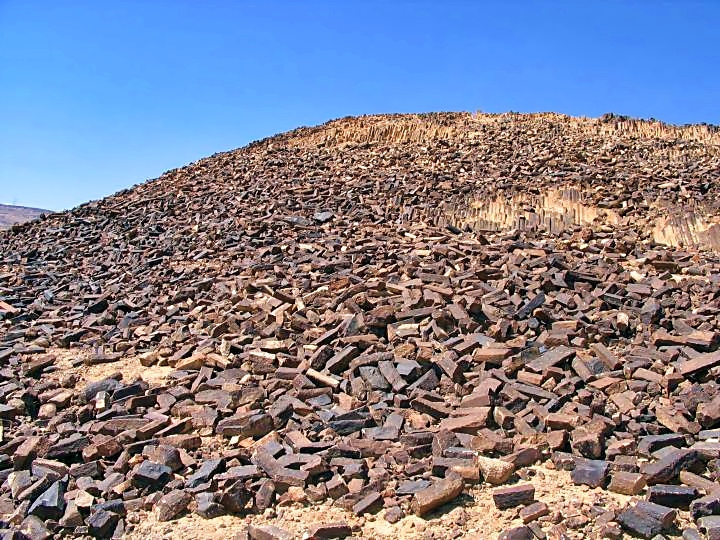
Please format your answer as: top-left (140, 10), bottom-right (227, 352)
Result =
top-left (1, 112), bottom-right (720, 539)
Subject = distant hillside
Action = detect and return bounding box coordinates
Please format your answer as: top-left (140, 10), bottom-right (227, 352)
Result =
top-left (0, 203), bottom-right (48, 229)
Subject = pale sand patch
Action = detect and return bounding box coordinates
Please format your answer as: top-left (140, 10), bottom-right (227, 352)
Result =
top-left (47, 347), bottom-right (172, 386)
top-left (123, 465), bottom-right (638, 540)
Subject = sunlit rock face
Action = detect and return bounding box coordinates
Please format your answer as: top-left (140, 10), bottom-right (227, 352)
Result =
top-left (444, 186), bottom-right (720, 251)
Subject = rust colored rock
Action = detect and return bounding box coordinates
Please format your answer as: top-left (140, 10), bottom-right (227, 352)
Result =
top-left (411, 473), bottom-right (464, 516)
top-left (608, 471), bottom-right (647, 495)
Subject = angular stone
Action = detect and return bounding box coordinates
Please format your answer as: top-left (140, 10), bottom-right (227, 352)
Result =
top-left (27, 480), bottom-right (65, 521)
top-left (519, 501), bottom-right (549, 523)
top-left (608, 471), bottom-right (646, 495)
top-left (411, 473), bottom-right (464, 515)
top-left (656, 406), bottom-right (701, 435)
top-left (679, 470), bottom-right (719, 493)
top-left (13, 436), bottom-right (45, 470)
top-left (59, 501), bottom-right (84, 528)
top-left (439, 408), bottom-right (491, 433)
top-left (639, 500), bottom-right (677, 526)
top-left (19, 515), bottom-right (52, 540)
top-left (637, 434), bottom-right (687, 457)
top-left (640, 449), bottom-right (702, 485)
top-left (571, 427), bottom-right (605, 459)
top-left (352, 491), bottom-right (383, 516)
top-left (195, 492), bottom-right (224, 519)
top-left (679, 350), bottom-right (720, 377)
top-left (492, 484), bottom-right (535, 510)
top-left (17, 474), bottom-right (54, 503)
top-left (498, 526), bottom-right (535, 540)
top-left (87, 508), bottom-right (120, 538)
top-left (647, 484), bottom-right (699, 509)
top-left (8, 470), bottom-right (33, 499)
top-left (145, 444), bottom-right (182, 472)
top-left (219, 480), bottom-right (252, 513)
top-left (697, 396), bottom-right (720, 428)
top-left (216, 412), bottom-right (274, 438)
top-left (571, 458), bottom-right (610, 488)
top-left (305, 522), bottom-right (352, 539)
top-left (477, 455), bottom-right (515, 485)
top-left (46, 434), bottom-right (89, 460)
top-left (130, 460), bottom-right (173, 489)
top-left (618, 506), bottom-right (663, 539)
top-left (326, 475), bottom-right (349, 499)
top-left (155, 489), bottom-right (191, 521)
top-left (698, 516), bottom-right (720, 540)
top-left (690, 492), bottom-right (720, 520)
top-left (254, 479), bottom-right (276, 512)
top-left (186, 458), bottom-right (225, 488)
top-left (432, 456), bottom-right (479, 483)
top-left (525, 346), bottom-right (575, 373)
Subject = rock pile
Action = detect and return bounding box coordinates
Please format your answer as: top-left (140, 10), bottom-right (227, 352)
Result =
top-left (1, 112), bottom-right (720, 539)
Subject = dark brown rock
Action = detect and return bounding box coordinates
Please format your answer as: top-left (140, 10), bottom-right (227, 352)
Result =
top-left (647, 484), bottom-right (699, 509)
top-left (519, 501), bottom-right (549, 523)
top-left (352, 491), bottom-right (383, 516)
top-left (130, 460), bottom-right (173, 489)
top-left (155, 489), bottom-right (191, 521)
top-left (305, 522), bottom-right (351, 539)
top-left (640, 449), bottom-right (702, 485)
top-left (492, 484), bottom-right (535, 510)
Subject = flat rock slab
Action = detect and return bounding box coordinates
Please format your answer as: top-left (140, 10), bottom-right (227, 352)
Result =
top-left (411, 474), bottom-right (464, 516)
top-left (493, 484), bottom-right (535, 510)
top-left (305, 522), bottom-right (351, 539)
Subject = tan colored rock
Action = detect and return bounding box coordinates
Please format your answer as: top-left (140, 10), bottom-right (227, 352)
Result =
top-left (477, 455), bottom-right (515, 485)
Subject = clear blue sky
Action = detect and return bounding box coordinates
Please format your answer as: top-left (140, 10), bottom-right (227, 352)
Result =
top-left (1, 1), bottom-right (718, 211)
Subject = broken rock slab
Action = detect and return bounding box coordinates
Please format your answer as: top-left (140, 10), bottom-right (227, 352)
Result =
top-left (411, 473), bottom-right (465, 516)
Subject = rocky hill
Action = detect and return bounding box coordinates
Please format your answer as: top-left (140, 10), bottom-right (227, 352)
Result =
top-left (1, 113), bottom-right (720, 539)
top-left (0, 204), bottom-right (48, 230)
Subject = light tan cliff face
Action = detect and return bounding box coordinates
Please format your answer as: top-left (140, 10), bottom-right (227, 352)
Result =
top-left (271, 112), bottom-right (720, 251)
top-left (443, 187), bottom-right (720, 251)
top-left (280, 112), bottom-right (720, 151)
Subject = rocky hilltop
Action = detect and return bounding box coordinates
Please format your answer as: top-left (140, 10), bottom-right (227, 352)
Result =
top-left (2, 113), bottom-right (720, 539)
top-left (0, 204), bottom-right (48, 230)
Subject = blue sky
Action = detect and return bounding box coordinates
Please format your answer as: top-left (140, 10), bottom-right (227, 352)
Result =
top-left (1, 1), bottom-right (718, 211)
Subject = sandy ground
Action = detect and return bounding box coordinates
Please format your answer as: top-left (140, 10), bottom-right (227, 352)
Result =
top-left (123, 465), bottom-right (640, 540)
top-left (50, 347), bottom-right (173, 387)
